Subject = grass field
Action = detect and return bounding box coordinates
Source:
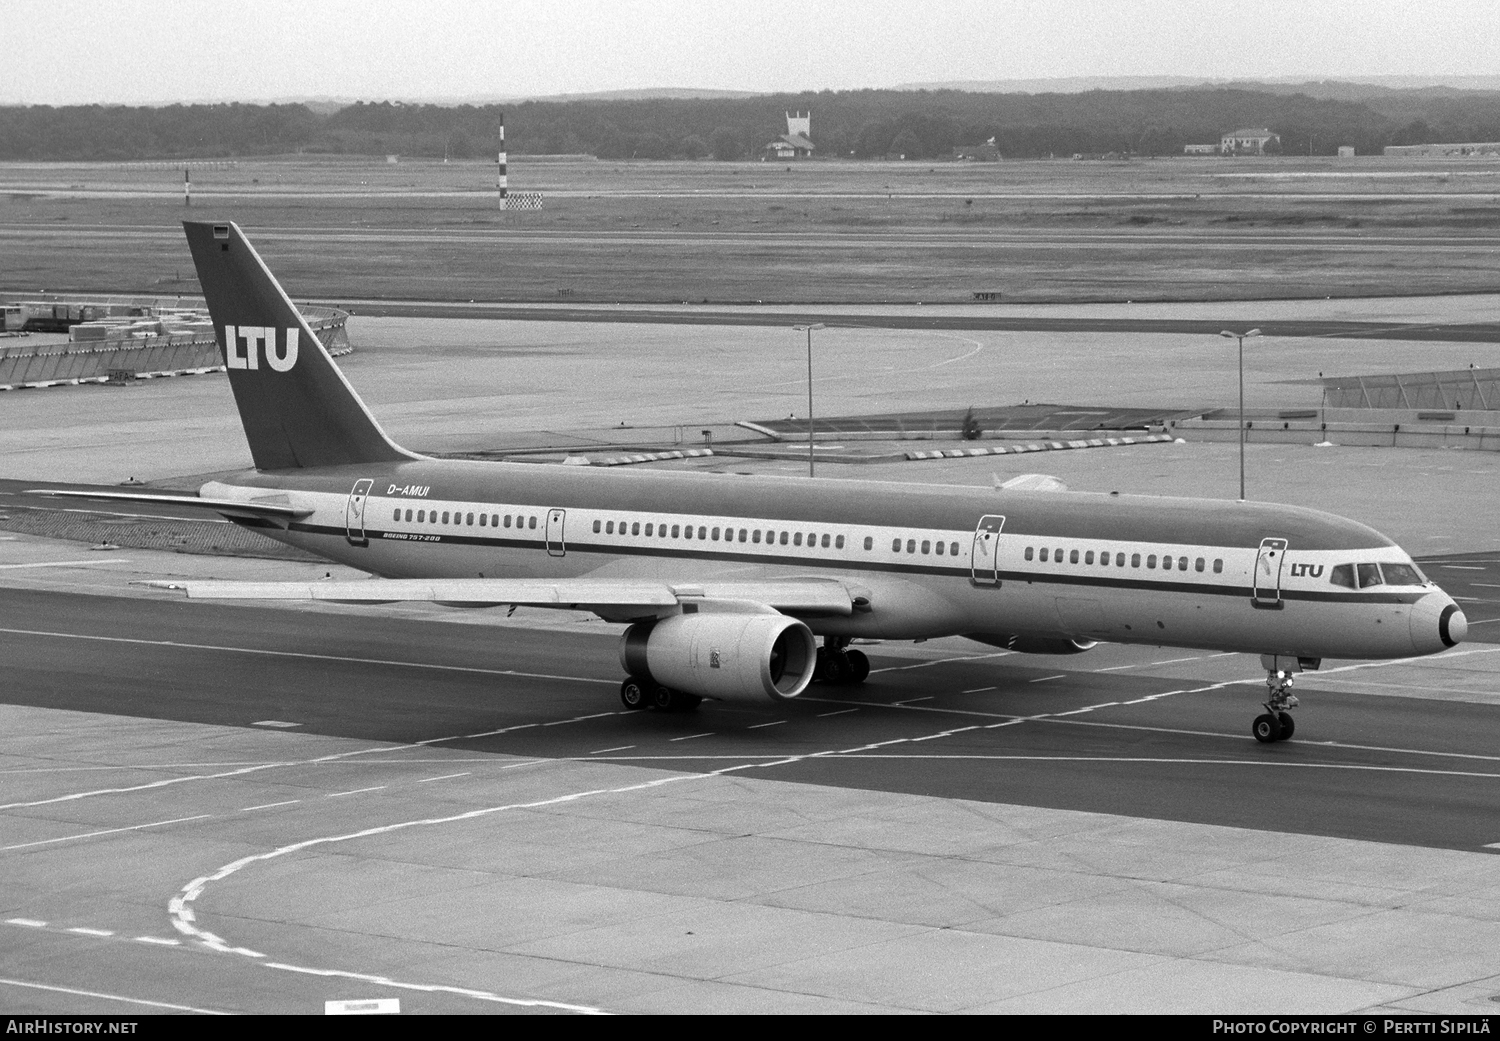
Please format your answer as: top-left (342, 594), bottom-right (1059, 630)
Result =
top-left (4, 155), bottom-right (1500, 303)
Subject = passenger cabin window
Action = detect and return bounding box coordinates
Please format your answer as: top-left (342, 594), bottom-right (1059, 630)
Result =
top-left (836, 535), bottom-right (845, 549)
top-left (1213, 559), bottom-right (1223, 574)
top-left (1039, 547), bottom-right (1049, 562)
top-left (1069, 549), bottom-right (1079, 564)
top-left (1025, 546), bottom-right (1034, 561)
top-left (864, 536), bottom-right (873, 550)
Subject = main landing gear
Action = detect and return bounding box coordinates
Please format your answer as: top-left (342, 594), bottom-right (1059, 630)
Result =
top-left (1252, 667), bottom-right (1299, 744)
top-left (619, 676), bottom-right (703, 713)
top-left (813, 638), bottom-right (871, 686)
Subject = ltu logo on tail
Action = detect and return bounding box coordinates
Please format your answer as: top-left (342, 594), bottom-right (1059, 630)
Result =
top-left (223, 325), bottom-right (299, 372)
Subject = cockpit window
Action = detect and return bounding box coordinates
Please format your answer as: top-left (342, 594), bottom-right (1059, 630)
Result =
top-left (1330, 564), bottom-right (1356, 589)
top-left (1356, 563), bottom-right (1382, 588)
top-left (1380, 563), bottom-right (1426, 586)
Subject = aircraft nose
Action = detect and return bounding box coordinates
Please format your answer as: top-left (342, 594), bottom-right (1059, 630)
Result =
top-left (1442, 602), bottom-right (1468, 647)
top-left (1410, 592), bottom-right (1466, 652)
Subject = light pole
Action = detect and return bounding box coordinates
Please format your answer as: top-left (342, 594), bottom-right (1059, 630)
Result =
top-left (1219, 328), bottom-right (1262, 501)
top-left (794, 323), bottom-right (825, 477)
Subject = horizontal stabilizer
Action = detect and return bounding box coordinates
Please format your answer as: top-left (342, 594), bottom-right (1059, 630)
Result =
top-left (143, 577), bottom-right (856, 615)
top-left (27, 488), bottom-right (311, 524)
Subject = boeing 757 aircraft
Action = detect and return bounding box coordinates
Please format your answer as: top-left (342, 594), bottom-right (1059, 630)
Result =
top-left (43, 222), bottom-right (1467, 743)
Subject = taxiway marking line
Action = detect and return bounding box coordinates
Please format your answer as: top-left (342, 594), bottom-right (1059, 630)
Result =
top-left (0, 559), bottom-right (135, 570)
top-left (816, 708), bottom-right (859, 717)
top-left (241, 800), bottom-right (300, 812)
top-left (962, 686), bottom-right (996, 693)
top-left (589, 745), bottom-right (635, 755)
top-left (155, 644), bottom-right (1489, 1012)
top-left (748, 720), bottom-right (786, 729)
top-left (67, 927), bottom-right (112, 937)
top-left (571, 754), bottom-right (1500, 780)
top-left (327, 786), bottom-right (386, 798)
top-left (0, 714), bottom-right (595, 811)
top-left (1030, 674), bottom-right (1067, 683)
top-left (669, 733), bottom-right (714, 742)
top-left (0, 976), bottom-right (230, 1015)
top-left (136, 936), bottom-right (181, 946)
top-left (6, 918), bottom-right (46, 928)
top-left (0, 625), bottom-right (617, 685)
top-left (1, 814), bottom-right (213, 852)
top-left (416, 772), bottom-right (471, 783)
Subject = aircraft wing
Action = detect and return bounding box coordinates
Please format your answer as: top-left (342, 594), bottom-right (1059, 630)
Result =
top-left (27, 489), bottom-right (310, 524)
top-left (144, 577), bottom-right (858, 616)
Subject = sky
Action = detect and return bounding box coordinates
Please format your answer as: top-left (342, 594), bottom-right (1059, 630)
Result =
top-left (6, 0), bottom-right (1500, 105)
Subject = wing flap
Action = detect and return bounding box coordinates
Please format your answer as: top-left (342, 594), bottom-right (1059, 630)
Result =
top-left (144, 577), bottom-right (855, 614)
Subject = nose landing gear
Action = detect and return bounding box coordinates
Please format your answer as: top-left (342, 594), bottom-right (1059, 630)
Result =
top-left (1252, 668), bottom-right (1299, 743)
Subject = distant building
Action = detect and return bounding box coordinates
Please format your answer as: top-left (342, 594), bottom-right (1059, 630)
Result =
top-left (952, 138), bottom-right (1000, 161)
top-left (1338, 146), bottom-right (1356, 158)
top-left (1384, 141), bottom-right (1500, 157)
top-left (1220, 128), bottom-right (1280, 155)
top-left (763, 111), bottom-right (815, 160)
top-left (1183, 143), bottom-right (1220, 155)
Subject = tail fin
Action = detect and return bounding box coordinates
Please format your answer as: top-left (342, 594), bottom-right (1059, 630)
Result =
top-left (182, 221), bottom-right (413, 470)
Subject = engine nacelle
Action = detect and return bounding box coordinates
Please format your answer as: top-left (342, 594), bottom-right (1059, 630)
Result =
top-left (620, 612), bottom-right (817, 702)
top-left (966, 633), bottom-right (1098, 655)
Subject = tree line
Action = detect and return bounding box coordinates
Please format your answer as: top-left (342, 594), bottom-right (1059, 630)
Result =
top-left (4, 86), bottom-right (1500, 162)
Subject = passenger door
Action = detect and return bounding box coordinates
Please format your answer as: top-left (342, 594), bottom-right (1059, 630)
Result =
top-left (971, 515), bottom-right (1005, 586)
top-left (1253, 537), bottom-right (1288, 608)
top-left (545, 508), bottom-right (567, 557)
top-left (344, 478), bottom-right (373, 547)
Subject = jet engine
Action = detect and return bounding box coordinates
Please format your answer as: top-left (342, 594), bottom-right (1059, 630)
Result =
top-left (620, 612), bottom-right (817, 702)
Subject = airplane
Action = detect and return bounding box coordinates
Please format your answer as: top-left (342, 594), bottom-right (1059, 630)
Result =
top-left (40, 221), bottom-right (1467, 744)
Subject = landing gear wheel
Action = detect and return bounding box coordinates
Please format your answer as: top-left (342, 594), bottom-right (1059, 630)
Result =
top-left (1277, 712), bottom-right (1295, 741)
top-left (844, 649), bottom-right (870, 684)
top-left (620, 677), bottom-right (648, 711)
top-left (1252, 713), bottom-right (1281, 744)
top-left (649, 685), bottom-right (677, 711)
top-left (823, 653), bottom-right (852, 685)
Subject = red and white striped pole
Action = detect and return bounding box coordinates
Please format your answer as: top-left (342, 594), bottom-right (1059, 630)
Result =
top-left (184, 166), bottom-right (191, 207)
top-left (497, 114), bottom-right (507, 211)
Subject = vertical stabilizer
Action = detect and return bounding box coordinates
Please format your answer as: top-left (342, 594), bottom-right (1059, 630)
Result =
top-left (182, 220), bottom-right (413, 470)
